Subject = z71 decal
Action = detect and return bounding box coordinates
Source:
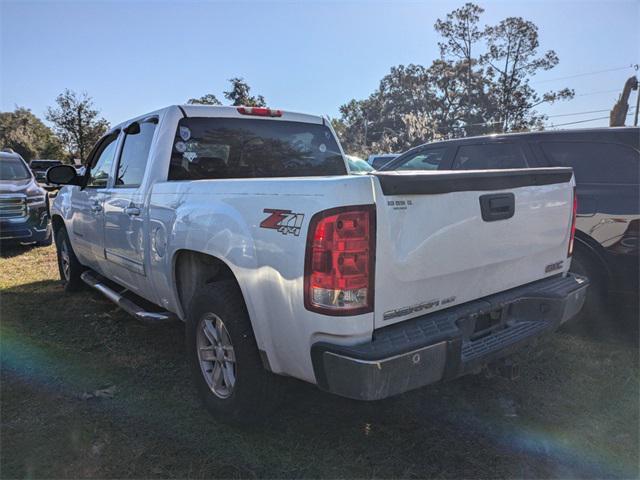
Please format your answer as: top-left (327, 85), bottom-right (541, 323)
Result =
top-left (260, 209), bottom-right (305, 236)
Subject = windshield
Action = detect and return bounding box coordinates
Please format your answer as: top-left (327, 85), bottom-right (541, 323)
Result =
top-left (30, 161), bottom-right (61, 169)
top-left (347, 156), bottom-right (374, 173)
top-left (168, 118), bottom-right (347, 180)
top-left (0, 158), bottom-right (31, 181)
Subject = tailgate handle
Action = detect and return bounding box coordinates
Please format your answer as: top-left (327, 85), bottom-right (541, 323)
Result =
top-left (479, 193), bottom-right (515, 222)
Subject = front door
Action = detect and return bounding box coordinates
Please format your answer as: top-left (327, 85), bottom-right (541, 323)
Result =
top-left (69, 133), bottom-right (120, 271)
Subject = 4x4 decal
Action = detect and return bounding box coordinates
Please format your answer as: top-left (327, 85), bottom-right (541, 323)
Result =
top-left (260, 209), bottom-right (304, 236)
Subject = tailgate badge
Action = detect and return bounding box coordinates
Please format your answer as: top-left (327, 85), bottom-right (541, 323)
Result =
top-left (545, 260), bottom-right (564, 273)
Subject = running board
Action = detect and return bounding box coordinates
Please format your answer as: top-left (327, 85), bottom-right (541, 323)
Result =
top-left (80, 271), bottom-right (176, 324)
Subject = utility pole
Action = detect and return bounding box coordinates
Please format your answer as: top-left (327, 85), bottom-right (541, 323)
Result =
top-left (610, 74), bottom-right (638, 127)
top-left (634, 86), bottom-right (639, 126)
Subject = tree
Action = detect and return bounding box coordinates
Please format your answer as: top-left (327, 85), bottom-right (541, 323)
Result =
top-left (481, 16), bottom-right (574, 132)
top-left (335, 2), bottom-right (575, 154)
top-left (46, 89), bottom-right (109, 162)
top-left (0, 107), bottom-right (64, 161)
top-left (224, 77), bottom-right (266, 107)
top-left (435, 2), bottom-right (485, 123)
top-left (187, 93), bottom-right (222, 105)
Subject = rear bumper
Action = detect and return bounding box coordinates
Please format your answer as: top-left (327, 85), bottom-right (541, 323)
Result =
top-left (311, 273), bottom-right (588, 401)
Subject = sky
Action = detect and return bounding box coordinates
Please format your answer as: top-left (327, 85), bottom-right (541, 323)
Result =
top-left (1, 0), bottom-right (639, 130)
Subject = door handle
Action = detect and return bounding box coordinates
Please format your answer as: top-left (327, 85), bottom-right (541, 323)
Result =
top-left (124, 206), bottom-right (141, 216)
top-left (479, 193), bottom-right (515, 222)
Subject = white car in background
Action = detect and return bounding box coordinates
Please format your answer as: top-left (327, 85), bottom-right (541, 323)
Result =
top-left (346, 155), bottom-right (374, 174)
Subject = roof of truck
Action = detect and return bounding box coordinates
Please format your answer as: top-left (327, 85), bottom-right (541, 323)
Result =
top-left (178, 105), bottom-right (325, 125)
top-left (112, 105), bottom-right (326, 131)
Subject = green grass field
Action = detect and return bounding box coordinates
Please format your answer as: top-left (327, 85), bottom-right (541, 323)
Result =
top-left (1, 244), bottom-right (638, 479)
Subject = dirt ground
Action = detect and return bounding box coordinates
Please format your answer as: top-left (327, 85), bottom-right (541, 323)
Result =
top-left (1, 244), bottom-right (638, 479)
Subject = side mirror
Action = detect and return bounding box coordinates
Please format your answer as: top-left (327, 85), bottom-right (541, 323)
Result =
top-left (47, 165), bottom-right (83, 186)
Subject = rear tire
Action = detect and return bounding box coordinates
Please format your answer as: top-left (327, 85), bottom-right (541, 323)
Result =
top-left (186, 281), bottom-right (284, 423)
top-left (565, 247), bottom-right (609, 327)
top-left (54, 227), bottom-right (84, 292)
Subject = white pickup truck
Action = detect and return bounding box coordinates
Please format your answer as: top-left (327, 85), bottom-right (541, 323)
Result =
top-left (47, 105), bottom-right (588, 421)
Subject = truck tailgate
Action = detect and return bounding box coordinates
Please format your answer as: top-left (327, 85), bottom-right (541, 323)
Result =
top-left (372, 168), bottom-right (574, 328)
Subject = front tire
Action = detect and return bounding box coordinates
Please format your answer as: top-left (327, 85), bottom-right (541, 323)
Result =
top-left (186, 281), bottom-right (284, 423)
top-left (54, 227), bottom-right (84, 292)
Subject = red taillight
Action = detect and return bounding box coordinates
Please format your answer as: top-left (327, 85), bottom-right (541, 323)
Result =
top-left (304, 205), bottom-right (376, 315)
top-left (568, 187), bottom-right (577, 257)
top-left (237, 106), bottom-right (282, 117)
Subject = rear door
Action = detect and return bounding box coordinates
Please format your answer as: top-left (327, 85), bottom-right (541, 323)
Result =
top-left (102, 117), bottom-right (158, 291)
top-left (371, 169), bottom-right (575, 328)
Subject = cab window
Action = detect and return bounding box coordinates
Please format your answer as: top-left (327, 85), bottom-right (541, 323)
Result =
top-left (453, 143), bottom-right (527, 169)
top-left (395, 149), bottom-right (447, 171)
top-left (115, 120), bottom-right (157, 188)
top-left (87, 134), bottom-right (119, 188)
top-left (168, 118), bottom-right (346, 180)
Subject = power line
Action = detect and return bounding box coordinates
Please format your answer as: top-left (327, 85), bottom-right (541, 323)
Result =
top-left (532, 64), bottom-right (637, 84)
top-left (575, 88), bottom-right (621, 97)
top-left (546, 107), bottom-right (635, 118)
top-left (546, 111), bottom-right (634, 128)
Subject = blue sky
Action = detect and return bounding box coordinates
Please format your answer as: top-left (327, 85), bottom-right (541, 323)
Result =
top-left (1, 0), bottom-right (638, 129)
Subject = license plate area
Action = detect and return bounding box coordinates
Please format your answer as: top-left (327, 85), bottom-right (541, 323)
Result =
top-left (457, 307), bottom-right (508, 341)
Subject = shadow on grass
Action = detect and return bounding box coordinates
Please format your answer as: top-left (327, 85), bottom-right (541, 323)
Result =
top-left (0, 242), bottom-right (40, 259)
top-left (2, 279), bottom-right (638, 479)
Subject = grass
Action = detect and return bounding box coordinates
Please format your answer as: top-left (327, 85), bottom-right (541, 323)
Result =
top-left (1, 244), bottom-right (638, 479)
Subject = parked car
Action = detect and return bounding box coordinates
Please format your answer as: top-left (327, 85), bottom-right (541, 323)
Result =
top-left (0, 151), bottom-right (52, 245)
top-left (367, 153), bottom-right (399, 169)
top-left (346, 155), bottom-right (374, 174)
top-left (30, 159), bottom-right (64, 190)
top-left (47, 105), bottom-right (586, 422)
top-left (382, 127), bottom-right (639, 318)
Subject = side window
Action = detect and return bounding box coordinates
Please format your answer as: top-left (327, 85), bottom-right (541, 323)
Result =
top-left (87, 134), bottom-right (119, 188)
top-left (396, 149), bottom-right (447, 171)
top-left (540, 141), bottom-right (640, 185)
top-left (453, 143), bottom-right (527, 170)
top-left (115, 120), bottom-right (157, 187)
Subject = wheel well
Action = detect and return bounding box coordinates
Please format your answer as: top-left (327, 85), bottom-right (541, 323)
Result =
top-left (51, 215), bottom-right (65, 235)
top-left (573, 231), bottom-right (611, 282)
top-left (173, 250), bottom-right (241, 316)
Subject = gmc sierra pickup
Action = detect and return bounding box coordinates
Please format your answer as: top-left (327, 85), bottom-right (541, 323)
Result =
top-left (47, 105), bottom-right (588, 421)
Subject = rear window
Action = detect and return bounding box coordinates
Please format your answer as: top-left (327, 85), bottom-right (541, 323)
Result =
top-left (30, 161), bottom-right (61, 169)
top-left (168, 118), bottom-right (347, 180)
top-left (540, 141), bottom-right (640, 185)
top-left (453, 143), bottom-right (527, 169)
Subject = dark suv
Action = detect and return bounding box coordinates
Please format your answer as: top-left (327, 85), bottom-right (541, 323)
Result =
top-left (0, 152), bottom-right (52, 246)
top-left (382, 127), bottom-right (639, 318)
